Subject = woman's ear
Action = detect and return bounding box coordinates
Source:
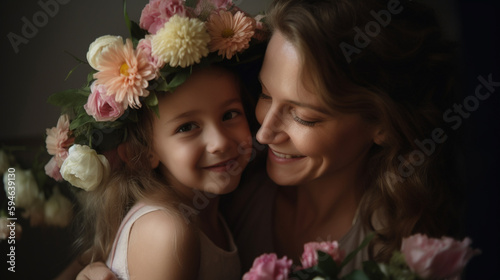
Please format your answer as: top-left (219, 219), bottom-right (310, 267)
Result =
top-left (373, 127), bottom-right (387, 146)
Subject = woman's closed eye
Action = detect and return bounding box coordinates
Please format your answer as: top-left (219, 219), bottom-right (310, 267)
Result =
top-left (291, 110), bottom-right (317, 127)
top-left (175, 122), bottom-right (199, 133)
top-left (259, 93), bottom-right (272, 100)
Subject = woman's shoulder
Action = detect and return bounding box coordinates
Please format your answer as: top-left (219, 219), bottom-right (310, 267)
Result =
top-left (127, 206), bottom-right (200, 279)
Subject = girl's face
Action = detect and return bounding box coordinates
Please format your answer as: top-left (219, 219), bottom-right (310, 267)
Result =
top-left (150, 68), bottom-right (252, 199)
top-left (255, 32), bottom-right (381, 187)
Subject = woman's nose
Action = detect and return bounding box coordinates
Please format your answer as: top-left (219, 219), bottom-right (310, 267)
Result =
top-left (256, 106), bottom-right (288, 144)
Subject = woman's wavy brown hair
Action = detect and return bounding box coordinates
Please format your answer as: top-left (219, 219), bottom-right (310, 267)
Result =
top-left (267, 0), bottom-right (462, 261)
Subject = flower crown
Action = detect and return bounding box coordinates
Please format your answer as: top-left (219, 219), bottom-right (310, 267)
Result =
top-left (44, 0), bottom-right (268, 191)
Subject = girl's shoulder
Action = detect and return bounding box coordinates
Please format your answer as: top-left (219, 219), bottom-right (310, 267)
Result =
top-left (127, 205), bottom-right (200, 279)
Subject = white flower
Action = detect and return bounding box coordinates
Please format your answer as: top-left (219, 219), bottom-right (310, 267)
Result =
top-left (3, 169), bottom-right (41, 209)
top-left (87, 35), bottom-right (124, 70)
top-left (0, 150), bottom-right (9, 174)
top-left (44, 187), bottom-right (73, 227)
top-left (152, 15), bottom-right (210, 68)
top-left (60, 145), bottom-right (110, 191)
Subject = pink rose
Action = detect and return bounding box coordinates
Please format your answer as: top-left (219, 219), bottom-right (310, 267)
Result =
top-left (136, 36), bottom-right (165, 78)
top-left (243, 253), bottom-right (292, 280)
top-left (46, 114), bottom-right (74, 167)
top-left (253, 14), bottom-right (269, 42)
top-left (401, 234), bottom-right (481, 279)
top-left (140, 0), bottom-right (186, 34)
top-left (193, 0), bottom-right (234, 17)
top-left (84, 82), bottom-right (125, 122)
top-left (44, 156), bottom-right (63, 181)
top-left (301, 241), bottom-right (346, 269)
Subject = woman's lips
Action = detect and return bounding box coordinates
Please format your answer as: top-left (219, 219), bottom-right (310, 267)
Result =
top-left (268, 148), bottom-right (305, 162)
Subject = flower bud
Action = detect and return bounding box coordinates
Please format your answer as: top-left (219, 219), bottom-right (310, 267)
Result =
top-left (87, 35), bottom-right (123, 70)
top-left (60, 145), bottom-right (110, 191)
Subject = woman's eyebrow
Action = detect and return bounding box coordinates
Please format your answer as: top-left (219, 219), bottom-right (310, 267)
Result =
top-left (259, 75), bottom-right (329, 115)
top-left (286, 99), bottom-right (330, 115)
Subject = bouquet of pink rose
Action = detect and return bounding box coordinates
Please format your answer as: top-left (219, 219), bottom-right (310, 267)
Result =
top-left (242, 233), bottom-right (480, 280)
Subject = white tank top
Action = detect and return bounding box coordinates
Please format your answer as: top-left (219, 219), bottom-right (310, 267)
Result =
top-left (106, 202), bottom-right (241, 280)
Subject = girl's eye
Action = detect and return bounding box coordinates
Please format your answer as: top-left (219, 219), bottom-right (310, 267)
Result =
top-left (176, 123), bottom-right (199, 133)
top-left (291, 111), bottom-right (317, 127)
top-left (223, 111), bottom-right (239, 121)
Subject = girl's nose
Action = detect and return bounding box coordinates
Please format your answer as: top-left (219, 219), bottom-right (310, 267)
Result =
top-left (206, 126), bottom-right (231, 154)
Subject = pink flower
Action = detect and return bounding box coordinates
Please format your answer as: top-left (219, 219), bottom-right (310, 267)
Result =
top-left (243, 253), bottom-right (292, 280)
top-left (140, 0), bottom-right (187, 34)
top-left (206, 10), bottom-right (255, 59)
top-left (194, 0), bottom-right (233, 16)
top-left (301, 241), bottom-right (346, 269)
top-left (136, 36), bottom-right (165, 78)
top-left (252, 14), bottom-right (269, 42)
top-left (93, 38), bottom-right (156, 109)
top-left (45, 114), bottom-right (74, 168)
top-left (84, 82), bottom-right (126, 121)
top-left (401, 234), bottom-right (481, 279)
top-left (44, 156), bottom-right (63, 181)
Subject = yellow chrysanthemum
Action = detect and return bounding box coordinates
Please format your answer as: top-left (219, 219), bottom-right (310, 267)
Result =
top-left (152, 15), bottom-right (211, 68)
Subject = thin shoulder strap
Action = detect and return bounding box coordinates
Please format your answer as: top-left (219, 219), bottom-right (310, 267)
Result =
top-left (107, 203), bottom-right (146, 268)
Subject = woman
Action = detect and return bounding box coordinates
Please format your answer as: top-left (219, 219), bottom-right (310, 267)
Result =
top-left (77, 0), bottom-right (461, 278)
top-left (224, 0), bottom-right (461, 273)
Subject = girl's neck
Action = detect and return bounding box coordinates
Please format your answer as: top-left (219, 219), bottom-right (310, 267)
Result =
top-left (196, 196), bottom-right (232, 251)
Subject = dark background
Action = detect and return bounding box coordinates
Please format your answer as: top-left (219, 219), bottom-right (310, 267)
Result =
top-left (1, 0), bottom-right (499, 279)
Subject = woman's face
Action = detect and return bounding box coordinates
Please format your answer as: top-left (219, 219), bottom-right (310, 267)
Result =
top-left (255, 32), bottom-right (380, 187)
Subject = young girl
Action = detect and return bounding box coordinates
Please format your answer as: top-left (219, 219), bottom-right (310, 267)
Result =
top-left (45, 1), bottom-right (266, 279)
top-left (89, 65), bottom-right (252, 280)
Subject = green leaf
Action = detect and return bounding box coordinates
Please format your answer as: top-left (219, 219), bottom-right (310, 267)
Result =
top-left (48, 88), bottom-right (90, 108)
top-left (155, 78), bottom-right (169, 92)
top-left (342, 270), bottom-right (370, 280)
top-left (340, 233), bottom-right (375, 269)
top-left (185, 0), bottom-right (198, 9)
top-left (144, 92), bottom-right (160, 118)
top-left (166, 70), bottom-right (190, 90)
top-left (126, 109), bottom-right (138, 123)
top-left (315, 251), bottom-right (340, 277)
top-left (123, 0), bottom-right (132, 38)
top-left (87, 71), bottom-right (96, 86)
top-left (362, 261), bottom-right (386, 280)
top-left (145, 92), bottom-right (159, 107)
top-left (64, 50), bottom-right (87, 64)
top-left (288, 267), bottom-right (325, 280)
top-left (69, 113), bottom-right (94, 130)
top-left (130, 20), bottom-right (147, 41)
top-left (64, 62), bottom-right (83, 81)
